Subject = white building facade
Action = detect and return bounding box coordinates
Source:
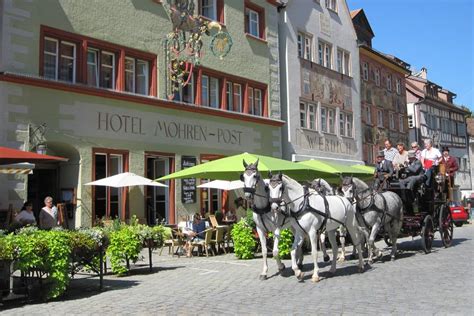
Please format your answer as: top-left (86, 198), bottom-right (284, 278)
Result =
top-left (278, 0), bottom-right (362, 164)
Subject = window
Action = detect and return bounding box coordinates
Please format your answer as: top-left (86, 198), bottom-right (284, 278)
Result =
top-left (339, 113), bottom-right (345, 136)
top-left (125, 57), bottom-right (149, 95)
top-left (233, 83), bottom-right (242, 112)
top-left (125, 57), bottom-right (135, 93)
top-left (93, 150), bottom-right (128, 220)
top-left (377, 109), bottom-right (384, 127)
top-left (396, 78), bottom-right (401, 95)
top-left (43, 37), bottom-right (76, 83)
top-left (399, 115), bottom-right (404, 132)
top-left (337, 49), bottom-right (350, 75)
top-left (209, 77), bottom-right (219, 108)
top-left (300, 103), bottom-right (307, 128)
top-left (245, 2), bottom-right (265, 39)
top-left (321, 107), bottom-right (327, 132)
top-left (175, 73), bottom-right (194, 103)
top-left (375, 68), bottom-right (380, 86)
top-left (366, 106), bottom-right (372, 124)
top-left (246, 8), bottom-right (260, 38)
top-left (41, 27), bottom-right (156, 96)
top-left (325, 0), bottom-right (337, 11)
top-left (297, 33), bottom-right (312, 60)
top-left (328, 108), bottom-right (335, 134)
top-left (226, 81), bottom-right (233, 111)
top-left (248, 87), bottom-right (254, 115)
top-left (100, 51), bottom-right (115, 89)
top-left (303, 69), bottom-right (310, 94)
top-left (346, 114), bottom-right (353, 137)
top-left (389, 112), bottom-right (395, 130)
top-left (200, 0), bottom-right (217, 21)
top-left (308, 104), bottom-right (316, 130)
top-left (387, 74), bottom-right (392, 91)
top-left (362, 62), bottom-right (369, 81)
top-left (318, 41), bottom-right (332, 68)
top-left (339, 112), bottom-right (353, 137)
top-left (202, 75), bottom-right (209, 106)
top-left (253, 89), bottom-right (262, 116)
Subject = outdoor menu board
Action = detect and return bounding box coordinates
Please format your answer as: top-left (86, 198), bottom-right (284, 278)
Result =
top-left (181, 156), bottom-right (197, 204)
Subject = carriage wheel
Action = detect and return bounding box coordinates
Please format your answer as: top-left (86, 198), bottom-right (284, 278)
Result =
top-left (439, 204), bottom-right (453, 248)
top-left (421, 215), bottom-right (434, 254)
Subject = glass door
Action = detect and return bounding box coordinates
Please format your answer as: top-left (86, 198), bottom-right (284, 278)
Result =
top-left (146, 156), bottom-right (170, 225)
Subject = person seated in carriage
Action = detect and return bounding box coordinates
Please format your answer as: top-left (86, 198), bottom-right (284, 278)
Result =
top-left (420, 139), bottom-right (442, 187)
top-left (399, 150), bottom-right (425, 189)
top-left (373, 150), bottom-right (394, 190)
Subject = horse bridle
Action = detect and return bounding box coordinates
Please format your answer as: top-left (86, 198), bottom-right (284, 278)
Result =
top-left (240, 167), bottom-right (267, 198)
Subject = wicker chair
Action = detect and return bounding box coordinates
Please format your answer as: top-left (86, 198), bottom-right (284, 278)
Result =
top-left (160, 228), bottom-right (185, 257)
top-left (189, 228), bottom-right (215, 257)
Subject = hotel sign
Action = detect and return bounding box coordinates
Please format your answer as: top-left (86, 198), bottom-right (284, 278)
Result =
top-left (61, 103), bottom-right (260, 151)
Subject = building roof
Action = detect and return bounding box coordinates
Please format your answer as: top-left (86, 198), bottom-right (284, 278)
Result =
top-left (359, 45), bottom-right (411, 74)
top-left (350, 8), bottom-right (375, 38)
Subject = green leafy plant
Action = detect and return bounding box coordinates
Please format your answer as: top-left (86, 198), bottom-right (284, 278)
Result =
top-left (244, 209), bottom-right (256, 228)
top-left (13, 227), bottom-right (72, 299)
top-left (275, 229), bottom-right (293, 259)
top-left (231, 220), bottom-right (256, 259)
top-left (106, 225), bottom-right (142, 276)
top-left (0, 235), bottom-right (14, 261)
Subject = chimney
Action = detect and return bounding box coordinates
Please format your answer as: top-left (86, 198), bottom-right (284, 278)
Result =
top-left (420, 67), bottom-right (427, 79)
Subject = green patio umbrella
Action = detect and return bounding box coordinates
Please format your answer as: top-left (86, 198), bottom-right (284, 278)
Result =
top-left (351, 164), bottom-right (376, 175)
top-left (297, 160), bottom-right (371, 184)
top-left (155, 152), bottom-right (331, 182)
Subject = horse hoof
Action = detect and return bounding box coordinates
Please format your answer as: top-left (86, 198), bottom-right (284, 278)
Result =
top-left (278, 264), bottom-right (286, 272)
top-left (296, 272), bottom-right (305, 282)
top-left (259, 274), bottom-right (267, 281)
top-left (358, 266), bottom-right (364, 273)
top-left (311, 276), bottom-right (320, 283)
top-left (323, 255), bottom-right (330, 262)
top-left (368, 259), bottom-right (373, 265)
top-left (390, 256), bottom-right (395, 261)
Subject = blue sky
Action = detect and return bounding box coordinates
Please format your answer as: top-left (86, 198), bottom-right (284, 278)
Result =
top-left (347, 0), bottom-right (473, 110)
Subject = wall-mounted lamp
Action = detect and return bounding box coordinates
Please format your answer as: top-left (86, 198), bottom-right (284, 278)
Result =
top-left (36, 143), bottom-right (47, 155)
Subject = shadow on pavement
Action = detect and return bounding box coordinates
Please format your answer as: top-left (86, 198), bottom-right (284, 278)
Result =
top-left (0, 277), bottom-right (140, 311)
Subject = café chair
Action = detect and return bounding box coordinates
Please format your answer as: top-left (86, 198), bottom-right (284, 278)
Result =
top-left (213, 226), bottom-right (227, 254)
top-left (189, 228), bottom-right (215, 257)
top-left (160, 228), bottom-right (185, 257)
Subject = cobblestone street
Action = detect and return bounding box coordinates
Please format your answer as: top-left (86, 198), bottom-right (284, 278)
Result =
top-left (2, 225), bottom-right (473, 315)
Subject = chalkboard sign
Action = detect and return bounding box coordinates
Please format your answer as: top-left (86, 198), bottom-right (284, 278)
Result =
top-left (181, 156), bottom-right (197, 204)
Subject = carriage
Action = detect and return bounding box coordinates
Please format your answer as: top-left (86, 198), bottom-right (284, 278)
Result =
top-left (386, 164), bottom-right (454, 253)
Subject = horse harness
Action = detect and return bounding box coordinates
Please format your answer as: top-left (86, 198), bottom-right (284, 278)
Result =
top-left (284, 186), bottom-right (346, 237)
top-left (354, 187), bottom-right (398, 230)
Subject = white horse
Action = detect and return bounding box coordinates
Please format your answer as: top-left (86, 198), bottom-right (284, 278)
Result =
top-left (241, 159), bottom-right (298, 280)
top-left (341, 177), bottom-right (404, 264)
top-left (310, 179), bottom-right (349, 263)
top-left (268, 173), bottom-right (364, 283)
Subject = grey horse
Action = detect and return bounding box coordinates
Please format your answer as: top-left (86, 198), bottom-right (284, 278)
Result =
top-left (241, 160), bottom-right (300, 280)
top-left (341, 176), bottom-right (404, 263)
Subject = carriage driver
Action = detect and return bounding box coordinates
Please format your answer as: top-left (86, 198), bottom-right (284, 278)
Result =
top-left (399, 150), bottom-right (425, 190)
top-left (373, 150), bottom-right (394, 190)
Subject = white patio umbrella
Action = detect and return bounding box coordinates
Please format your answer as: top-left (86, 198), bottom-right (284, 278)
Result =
top-left (197, 180), bottom-right (245, 191)
top-left (85, 172), bottom-right (168, 188)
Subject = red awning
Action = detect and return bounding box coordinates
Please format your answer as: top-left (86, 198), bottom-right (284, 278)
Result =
top-left (0, 146), bottom-right (68, 164)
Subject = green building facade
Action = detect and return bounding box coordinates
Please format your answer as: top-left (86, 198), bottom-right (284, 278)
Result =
top-left (0, 0), bottom-right (282, 227)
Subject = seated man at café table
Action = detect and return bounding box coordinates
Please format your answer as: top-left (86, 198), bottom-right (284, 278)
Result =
top-left (184, 213), bottom-right (207, 257)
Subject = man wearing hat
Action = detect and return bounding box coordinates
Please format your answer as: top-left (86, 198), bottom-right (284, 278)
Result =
top-left (441, 146), bottom-right (458, 188)
top-left (399, 150), bottom-right (425, 190)
top-left (399, 150), bottom-right (425, 214)
top-left (374, 150), bottom-right (394, 190)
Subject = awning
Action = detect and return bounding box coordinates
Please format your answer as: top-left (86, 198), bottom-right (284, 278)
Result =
top-left (0, 146), bottom-right (68, 164)
top-left (0, 163), bottom-right (35, 174)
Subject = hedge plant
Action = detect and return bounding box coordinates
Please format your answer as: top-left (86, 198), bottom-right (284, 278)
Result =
top-left (269, 229), bottom-right (293, 260)
top-left (231, 220), bottom-right (256, 259)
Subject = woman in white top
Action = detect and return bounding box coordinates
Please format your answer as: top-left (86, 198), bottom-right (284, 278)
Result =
top-left (14, 201), bottom-right (37, 226)
top-left (39, 196), bottom-right (59, 230)
top-left (420, 139), bottom-right (442, 187)
top-left (392, 143), bottom-right (409, 171)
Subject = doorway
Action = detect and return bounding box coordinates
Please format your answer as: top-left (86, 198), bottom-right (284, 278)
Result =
top-left (146, 156), bottom-right (171, 225)
top-left (27, 167), bottom-right (58, 221)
